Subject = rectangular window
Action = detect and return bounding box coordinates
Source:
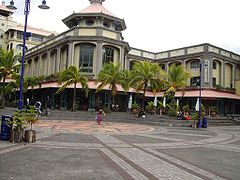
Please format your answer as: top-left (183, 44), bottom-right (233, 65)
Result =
top-left (32, 34), bottom-right (44, 42)
top-left (17, 31), bottom-right (29, 40)
top-left (190, 76), bottom-right (200, 86)
top-left (79, 45), bottom-right (93, 73)
top-left (212, 77), bottom-right (216, 86)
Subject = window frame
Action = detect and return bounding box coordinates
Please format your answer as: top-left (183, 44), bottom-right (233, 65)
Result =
top-left (79, 45), bottom-right (94, 73)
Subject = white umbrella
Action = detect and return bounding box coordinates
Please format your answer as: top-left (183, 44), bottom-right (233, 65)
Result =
top-left (163, 97), bottom-right (166, 108)
top-left (128, 94), bottom-right (132, 109)
top-left (195, 98), bottom-right (199, 111)
top-left (153, 96), bottom-right (157, 107)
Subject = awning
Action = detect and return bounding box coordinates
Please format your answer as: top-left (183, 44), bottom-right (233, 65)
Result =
top-left (146, 89), bottom-right (240, 100)
top-left (28, 81), bottom-right (240, 100)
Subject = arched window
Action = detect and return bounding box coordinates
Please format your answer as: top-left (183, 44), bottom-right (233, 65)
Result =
top-left (213, 61), bottom-right (217, 69)
top-left (102, 47), bottom-right (114, 65)
top-left (190, 60), bottom-right (200, 69)
top-left (79, 45), bottom-right (94, 73)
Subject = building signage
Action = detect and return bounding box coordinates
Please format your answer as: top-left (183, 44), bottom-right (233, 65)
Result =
top-left (204, 60), bottom-right (209, 83)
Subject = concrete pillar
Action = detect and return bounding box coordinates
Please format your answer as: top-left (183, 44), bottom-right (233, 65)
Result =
top-left (46, 51), bottom-right (51, 76)
top-left (56, 47), bottom-right (61, 72)
top-left (182, 59), bottom-right (187, 70)
top-left (223, 61), bottom-right (225, 87)
top-left (119, 46), bottom-right (125, 70)
top-left (232, 64), bottom-right (236, 88)
top-left (220, 60), bottom-right (224, 86)
top-left (38, 54), bottom-right (43, 76)
top-left (96, 42), bottom-right (103, 75)
top-left (166, 62), bottom-right (170, 74)
top-left (68, 43), bottom-right (74, 66)
top-left (43, 54), bottom-right (48, 76)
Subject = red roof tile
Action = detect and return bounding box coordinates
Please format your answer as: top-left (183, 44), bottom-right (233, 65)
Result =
top-left (80, 2), bottom-right (116, 17)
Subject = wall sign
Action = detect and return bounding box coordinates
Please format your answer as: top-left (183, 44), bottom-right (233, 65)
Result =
top-left (204, 60), bottom-right (209, 83)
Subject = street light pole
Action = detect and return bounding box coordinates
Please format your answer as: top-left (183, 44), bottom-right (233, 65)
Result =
top-left (198, 62), bottom-right (202, 127)
top-left (7, 0), bottom-right (50, 110)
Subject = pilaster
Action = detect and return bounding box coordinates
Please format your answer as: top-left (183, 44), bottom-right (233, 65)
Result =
top-left (96, 42), bottom-right (103, 75)
top-left (68, 43), bottom-right (74, 66)
top-left (56, 47), bottom-right (61, 72)
top-left (232, 64), bottom-right (236, 88)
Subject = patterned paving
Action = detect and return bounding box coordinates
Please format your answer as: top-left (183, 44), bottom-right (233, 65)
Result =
top-left (0, 121), bottom-right (240, 180)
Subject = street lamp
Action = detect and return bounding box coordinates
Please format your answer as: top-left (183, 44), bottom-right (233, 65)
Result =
top-left (7, 0), bottom-right (50, 110)
top-left (197, 62), bottom-right (203, 128)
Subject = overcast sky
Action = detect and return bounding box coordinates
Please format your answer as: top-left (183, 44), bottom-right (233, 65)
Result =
top-left (10, 0), bottom-right (240, 54)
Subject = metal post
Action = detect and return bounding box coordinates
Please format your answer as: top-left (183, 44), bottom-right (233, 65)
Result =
top-left (19, 0), bottom-right (30, 110)
top-left (197, 62), bottom-right (202, 128)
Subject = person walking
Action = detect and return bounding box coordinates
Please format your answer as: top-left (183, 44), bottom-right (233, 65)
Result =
top-left (35, 101), bottom-right (42, 116)
top-left (96, 108), bottom-right (105, 125)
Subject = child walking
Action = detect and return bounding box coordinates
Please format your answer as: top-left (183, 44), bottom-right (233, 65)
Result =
top-left (96, 108), bottom-right (105, 125)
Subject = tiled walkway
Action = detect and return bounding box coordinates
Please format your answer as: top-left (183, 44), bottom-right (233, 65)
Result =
top-left (0, 120), bottom-right (240, 180)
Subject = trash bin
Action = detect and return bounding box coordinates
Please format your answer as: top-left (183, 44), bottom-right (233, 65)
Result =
top-left (197, 118), bottom-right (202, 128)
top-left (0, 115), bottom-right (13, 141)
top-left (201, 117), bottom-right (208, 128)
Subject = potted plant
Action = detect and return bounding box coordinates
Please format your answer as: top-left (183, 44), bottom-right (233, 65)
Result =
top-left (146, 101), bottom-right (155, 115)
top-left (209, 106), bottom-right (217, 117)
top-left (183, 105), bottom-right (190, 116)
top-left (157, 101), bottom-right (164, 115)
top-left (24, 106), bottom-right (39, 143)
top-left (8, 110), bottom-right (28, 143)
top-left (132, 102), bottom-right (140, 114)
top-left (191, 112), bottom-right (198, 128)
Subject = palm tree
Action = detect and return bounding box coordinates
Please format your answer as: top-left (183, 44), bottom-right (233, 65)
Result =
top-left (56, 65), bottom-right (88, 111)
top-left (26, 76), bottom-right (40, 101)
top-left (5, 72), bottom-right (28, 105)
top-left (129, 61), bottom-right (165, 110)
top-left (96, 62), bottom-right (126, 108)
top-left (0, 49), bottom-right (18, 108)
top-left (165, 64), bottom-right (190, 103)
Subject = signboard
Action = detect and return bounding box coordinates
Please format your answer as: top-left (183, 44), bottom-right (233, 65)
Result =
top-left (204, 60), bottom-right (209, 83)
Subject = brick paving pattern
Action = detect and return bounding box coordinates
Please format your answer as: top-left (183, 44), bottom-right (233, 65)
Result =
top-left (0, 120), bottom-right (240, 180)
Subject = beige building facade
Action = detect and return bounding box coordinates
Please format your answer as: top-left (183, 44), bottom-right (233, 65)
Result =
top-left (0, 1), bottom-right (54, 55)
top-left (2, 0), bottom-right (240, 114)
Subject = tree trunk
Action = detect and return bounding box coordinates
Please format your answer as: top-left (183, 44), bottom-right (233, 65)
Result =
top-left (73, 83), bottom-right (77, 111)
top-left (142, 83), bottom-right (147, 111)
top-left (31, 86), bottom-right (34, 102)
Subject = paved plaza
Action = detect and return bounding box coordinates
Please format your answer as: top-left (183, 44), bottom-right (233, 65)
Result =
top-left (0, 120), bottom-right (240, 180)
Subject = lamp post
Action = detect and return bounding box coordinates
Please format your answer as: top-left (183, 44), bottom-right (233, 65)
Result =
top-left (7, 0), bottom-right (50, 110)
top-left (197, 62), bottom-right (202, 127)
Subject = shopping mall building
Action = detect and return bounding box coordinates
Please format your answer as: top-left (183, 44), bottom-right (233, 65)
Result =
top-left (1, 0), bottom-right (240, 114)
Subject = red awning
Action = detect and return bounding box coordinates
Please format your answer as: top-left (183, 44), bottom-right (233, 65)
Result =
top-left (146, 89), bottom-right (240, 100)
top-left (38, 81), bottom-right (240, 100)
